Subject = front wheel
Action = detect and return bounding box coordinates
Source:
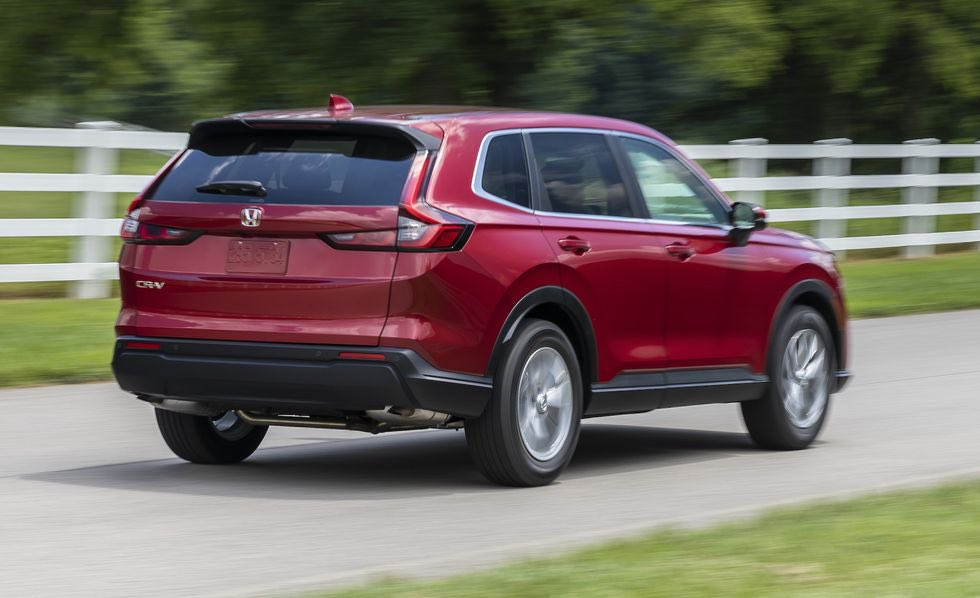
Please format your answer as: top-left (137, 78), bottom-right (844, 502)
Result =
top-left (465, 319), bottom-right (583, 486)
top-left (741, 305), bottom-right (834, 450)
top-left (155, 409), bottom-right (268, 464)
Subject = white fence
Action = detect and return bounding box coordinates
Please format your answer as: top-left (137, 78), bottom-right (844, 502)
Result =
top-left (2, 126), bottom-right (980, 298)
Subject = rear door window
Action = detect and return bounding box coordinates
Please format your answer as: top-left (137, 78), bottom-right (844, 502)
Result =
top-left (529, 132), bottom-right (634, 218)
top-left (149, 132), bottom-right (417, 206)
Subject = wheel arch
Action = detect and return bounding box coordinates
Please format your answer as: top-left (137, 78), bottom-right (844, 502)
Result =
top-left (487, 286), bottom-right (598, 401)
top-left (769, 279), bottom-right (845, 373)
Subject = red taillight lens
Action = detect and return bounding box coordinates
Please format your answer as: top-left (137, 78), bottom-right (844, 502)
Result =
top-left (394, 202), bottom-right (471, 251)
top-left (120, 210), bottom-right (197, 244)
top-left (395, 213), bottom-right (466, 250)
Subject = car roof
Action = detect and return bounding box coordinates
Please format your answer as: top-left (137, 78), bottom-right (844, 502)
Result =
top-left (229, 105), bottom-right (676, 147)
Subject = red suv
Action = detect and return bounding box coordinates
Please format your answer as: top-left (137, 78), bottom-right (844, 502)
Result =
top-left (112, 95), bottom-right (850, 486)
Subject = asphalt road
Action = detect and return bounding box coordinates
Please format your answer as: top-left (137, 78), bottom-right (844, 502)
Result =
top-left (2, 310), bottom-right (979, 597)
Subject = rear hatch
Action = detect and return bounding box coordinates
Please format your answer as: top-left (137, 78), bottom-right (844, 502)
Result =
top-left (118, 124), bottom-right (429, 346)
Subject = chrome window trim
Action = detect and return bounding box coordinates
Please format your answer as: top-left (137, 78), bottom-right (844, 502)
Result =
top-left (470, 127), bottom-right (732, 231)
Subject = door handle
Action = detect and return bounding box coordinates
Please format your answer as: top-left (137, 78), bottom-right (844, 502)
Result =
top-left (665, 242), bottom-right (695, 260)
top-left (558, 236), bottom-right (591, 255)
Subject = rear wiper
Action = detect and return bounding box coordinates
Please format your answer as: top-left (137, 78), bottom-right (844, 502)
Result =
top-left (195, 180), bottom-right (268, 198)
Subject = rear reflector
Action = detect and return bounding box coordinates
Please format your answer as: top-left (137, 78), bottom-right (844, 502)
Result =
top-left (338, 352), bottom-right (387, 361)
top-left (125, 341), bottom-right (161, 350)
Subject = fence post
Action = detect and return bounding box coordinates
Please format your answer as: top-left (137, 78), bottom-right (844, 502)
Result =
top-left (975, 142), bottom-right (980, 252)
top-left (728, 138), bottom-right (768, 206)
top-left (901, 138), bottom-right (940, 259)
top-left (813, 138), bottom-right (852, 259)
top-left (71, 121), bottom-right (120, 299)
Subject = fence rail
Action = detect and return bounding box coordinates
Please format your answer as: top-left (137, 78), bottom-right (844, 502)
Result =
top-left (2, 126), bottom-right (979, 297)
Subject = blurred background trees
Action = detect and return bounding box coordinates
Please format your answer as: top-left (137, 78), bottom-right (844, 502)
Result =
top-left (0, 0), bottom-right (978, 141)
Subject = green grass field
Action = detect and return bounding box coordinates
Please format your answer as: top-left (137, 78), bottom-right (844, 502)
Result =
top-left (315, 479), bottom-right (980, 597)
top-left (840, 252), bottom-right (980, 317)
top-left (0, 297), bottom-right (117, 386)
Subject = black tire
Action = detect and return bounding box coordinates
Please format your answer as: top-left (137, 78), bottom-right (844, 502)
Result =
top-left (465, 319), bottom-right (584, 487)
top-left (155, 409), bottom-right (268, 464)
top-left (741, 305), bottom-right (835, 450)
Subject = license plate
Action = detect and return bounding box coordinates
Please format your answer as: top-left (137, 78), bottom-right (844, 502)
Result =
top-left (226, 239), bottom-right (290, 274)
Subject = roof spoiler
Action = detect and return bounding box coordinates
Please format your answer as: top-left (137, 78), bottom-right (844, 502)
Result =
top-left (187, 118), bottom-right (442, 151)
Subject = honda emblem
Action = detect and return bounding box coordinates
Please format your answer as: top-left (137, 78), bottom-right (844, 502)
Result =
top-left (241, 207), bottom-right (262, 227)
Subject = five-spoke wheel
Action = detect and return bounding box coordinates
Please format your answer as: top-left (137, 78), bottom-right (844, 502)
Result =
top-left (465, 319), bottom-right (583, 486)
top-left (742, 305), bottom-right (834, 450)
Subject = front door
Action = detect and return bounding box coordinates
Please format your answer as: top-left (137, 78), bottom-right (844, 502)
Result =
top-left (616, 136), bottom-right (752, 370)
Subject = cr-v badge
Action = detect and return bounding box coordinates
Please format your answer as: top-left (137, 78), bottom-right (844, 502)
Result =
top-left (135, 281), bottom-right (165, 289)
top-left (241, 207), bottom-right (262, 227)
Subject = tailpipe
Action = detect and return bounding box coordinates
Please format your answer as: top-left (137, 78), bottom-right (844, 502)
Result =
top-left (365, 406), bottom-right (456, 428)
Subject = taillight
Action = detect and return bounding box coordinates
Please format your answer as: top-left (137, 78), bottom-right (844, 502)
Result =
top-left (395, 203), bottom-right (470, 250)
top-left (119, 151), bottom-right (194, 244)
top-left (321, 206), bottom-right (471, 252)
top-left (322, 151), bottom-right (472, 252)
top-left (126, 196), bottom-right (143, 214)
top-left (120, 209), bottom-right (198, 244)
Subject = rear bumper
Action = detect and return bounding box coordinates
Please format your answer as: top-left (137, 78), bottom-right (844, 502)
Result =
top-left (112, 336), bottom-right (492, 418)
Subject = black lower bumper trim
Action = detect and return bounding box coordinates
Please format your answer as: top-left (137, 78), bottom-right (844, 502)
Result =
top-left (112, 337), bottom-right (492, 419)
top-left (833, 369), bottom-right (852, 392)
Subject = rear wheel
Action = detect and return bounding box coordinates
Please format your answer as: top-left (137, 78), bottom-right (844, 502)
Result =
top-left (741, 305), bottom-right (834, 450)
top-left (155, 409), bottom-right (268, 464)
top-left (465, 319), bottom-right (583, 486)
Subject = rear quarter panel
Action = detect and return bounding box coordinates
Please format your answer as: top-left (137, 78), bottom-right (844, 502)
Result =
top-left (380, 121), bottom-right (561, 375)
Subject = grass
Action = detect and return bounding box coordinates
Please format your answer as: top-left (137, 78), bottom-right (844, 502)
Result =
top-left (0, 298), bottom-right (117, 387)
top-left (316, 479), bottom-right (980, 597)
top-left (841, 252), bottom-right (980, 318)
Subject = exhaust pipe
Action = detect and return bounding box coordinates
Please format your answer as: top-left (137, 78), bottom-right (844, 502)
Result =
top-left (234, 407), bottom-right (459, 433)
top-left (365, 407), bottom-right (455, 428)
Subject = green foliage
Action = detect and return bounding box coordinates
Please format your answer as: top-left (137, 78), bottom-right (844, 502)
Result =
top-left (318, 480), bottom-right (980, 596)
top-left (0, 1), bottom-right (978, 139)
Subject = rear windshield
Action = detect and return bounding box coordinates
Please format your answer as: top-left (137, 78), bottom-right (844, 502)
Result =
top-left (149, 132), bottom-right (417, 205)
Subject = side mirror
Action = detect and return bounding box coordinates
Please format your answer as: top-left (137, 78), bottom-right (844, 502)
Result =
top-left (729, 202), bottom-right (767, 247)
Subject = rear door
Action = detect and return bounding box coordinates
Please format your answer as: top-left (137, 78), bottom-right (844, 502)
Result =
top-left (528, 131), bottom-right (674, 381)
top-left (118, 126), bottom-right (423, 346)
